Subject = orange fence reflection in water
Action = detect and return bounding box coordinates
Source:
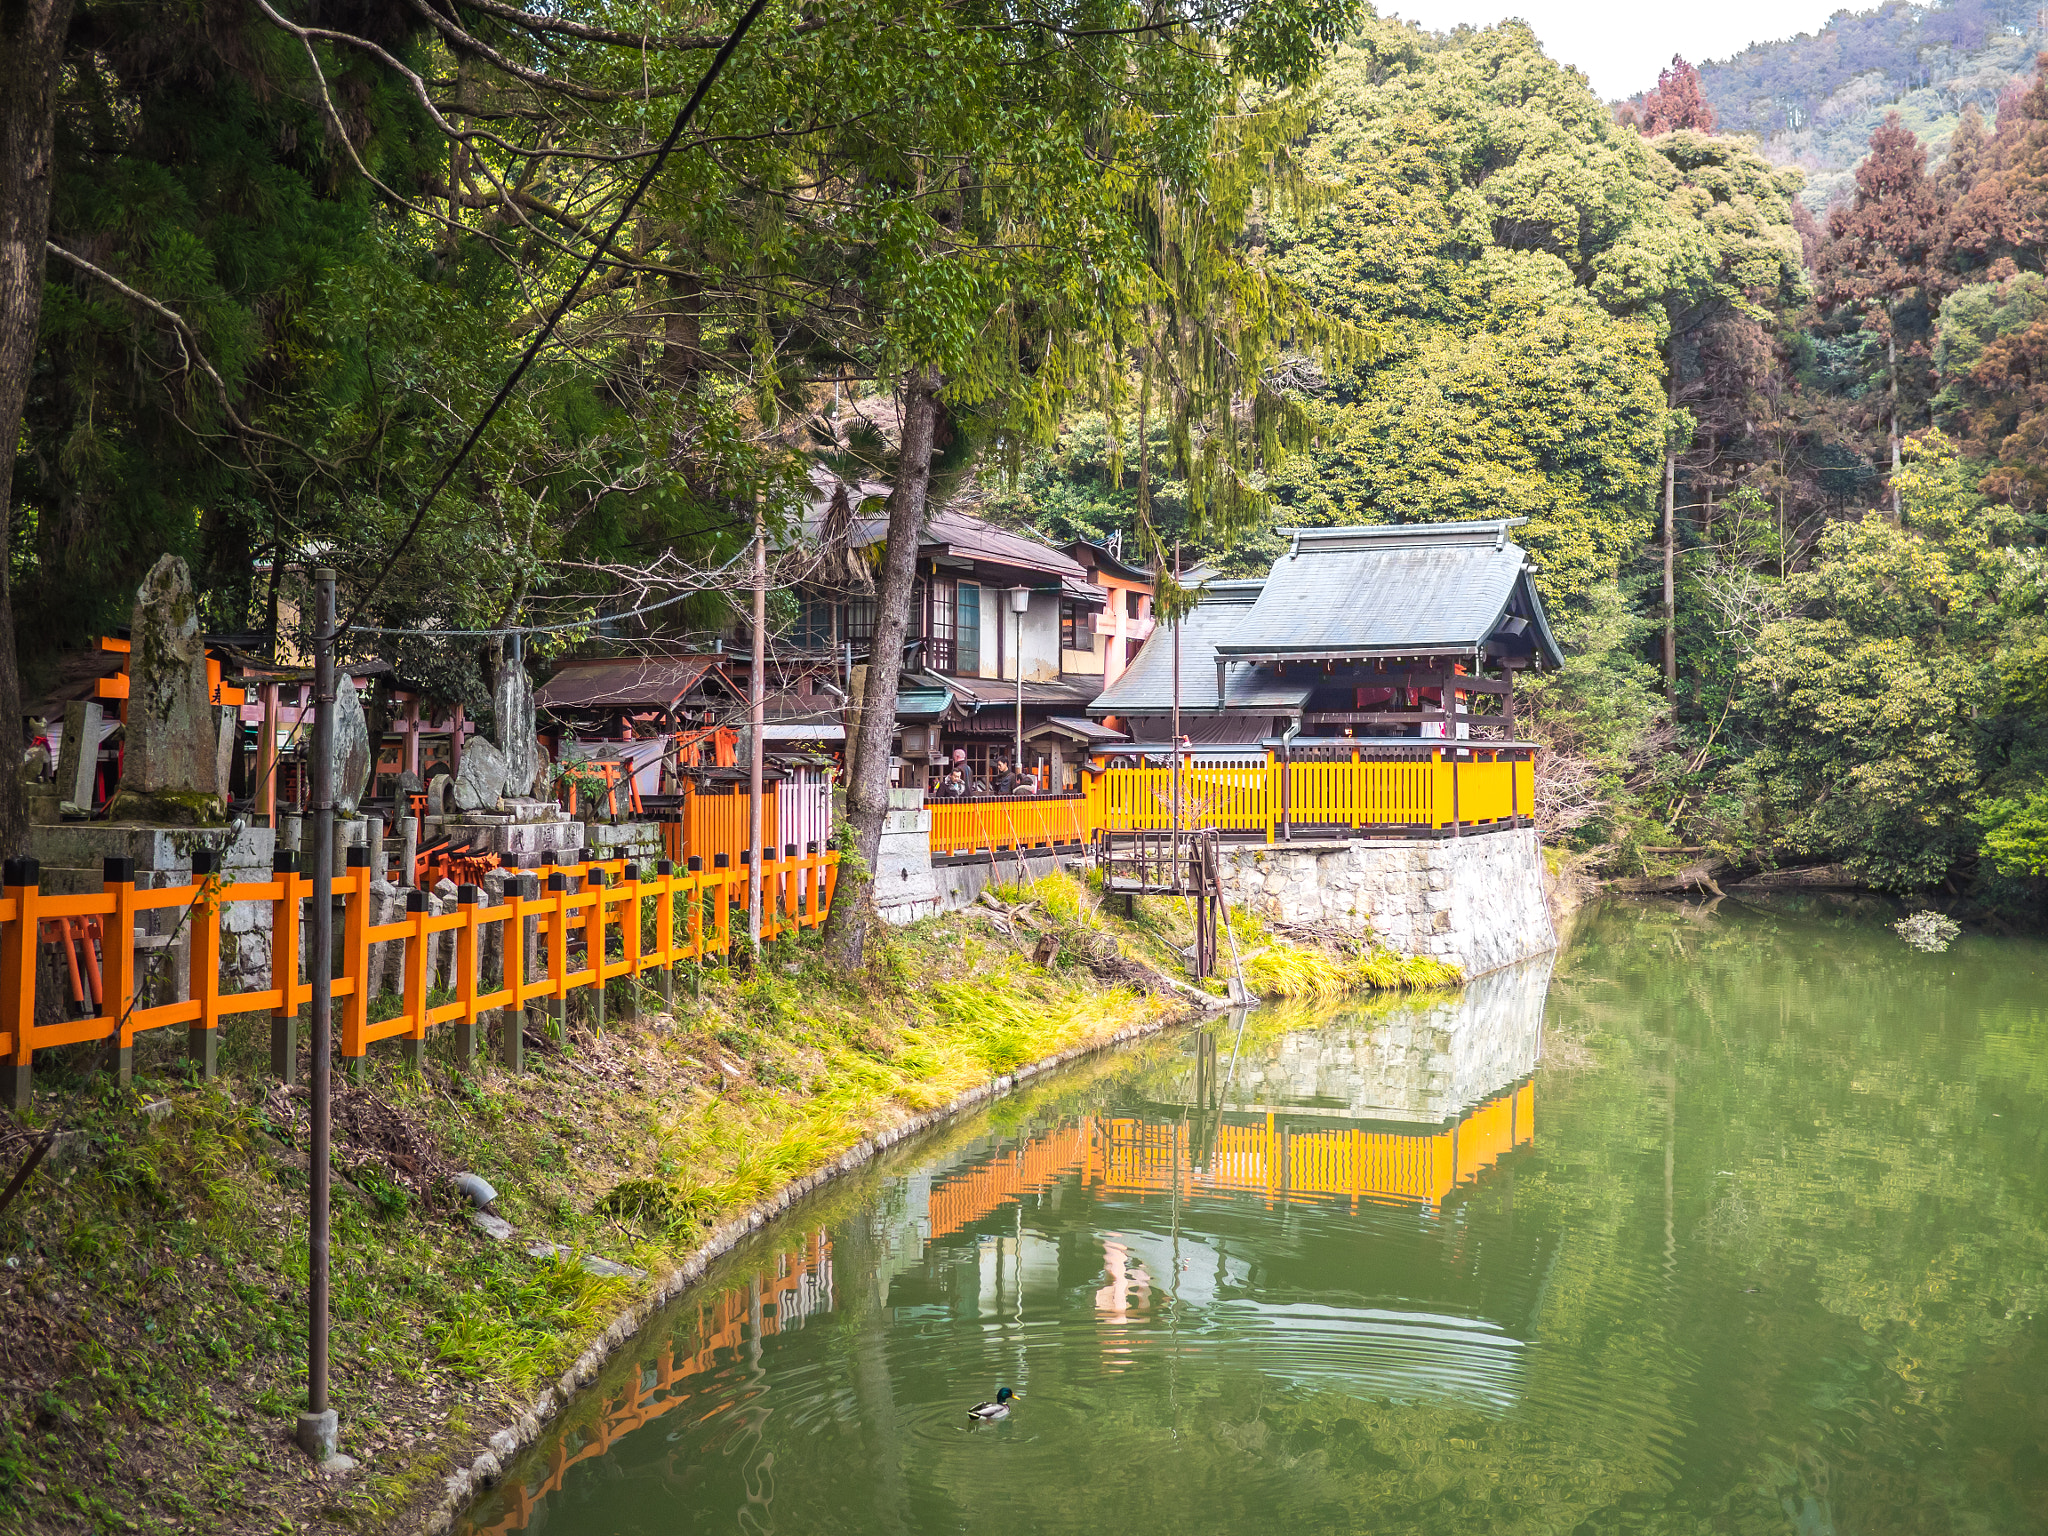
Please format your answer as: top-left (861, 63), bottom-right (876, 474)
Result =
top-left (471, 1229), bottom-right (833, 1536)
top-left (469, 1087), bottom-right (1533, 1533)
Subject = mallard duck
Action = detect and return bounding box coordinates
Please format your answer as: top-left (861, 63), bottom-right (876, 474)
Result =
top-left (967, 1387), bottom-right (1016, 1420)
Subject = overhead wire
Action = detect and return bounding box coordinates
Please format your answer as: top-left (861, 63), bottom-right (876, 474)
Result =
top-left (332, 0), bottom-right (774, 640)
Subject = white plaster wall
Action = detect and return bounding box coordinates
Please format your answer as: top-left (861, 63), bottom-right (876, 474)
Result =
top-left (1220, 828), bottom-right (1555, 977)
top-left (1019, 594), bottom-right (1061, 682)
top-left (969, 581), bottom-right (999, 680)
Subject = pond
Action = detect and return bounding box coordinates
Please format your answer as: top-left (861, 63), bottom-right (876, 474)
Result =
top-left (458, 897), bottom-right (2048, 1535)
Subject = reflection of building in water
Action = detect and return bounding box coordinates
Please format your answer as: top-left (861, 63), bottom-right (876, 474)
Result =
top-left (466, 958), bottom-right (1551, 1532)
top-left (1215, 953), bottom-right (1551, 1123)
top-left (469, 1229), bottom-right (834, 1536)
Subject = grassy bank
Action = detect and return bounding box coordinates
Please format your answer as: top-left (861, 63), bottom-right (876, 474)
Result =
top-left (0, 873), bottom-right (1451, 1535)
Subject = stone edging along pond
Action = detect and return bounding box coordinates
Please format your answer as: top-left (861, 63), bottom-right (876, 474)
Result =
top-left (408, 1005), bottom-right (1199, 1536)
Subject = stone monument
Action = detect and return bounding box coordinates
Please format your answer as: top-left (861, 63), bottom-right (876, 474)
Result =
top-left (452, 737), bottom-right (510, 811)
top-left (106, 554), bottom-right (223, 824)
top-left (54, 700), bottom-right (99, 814)
top-left (493, 657), bottom-right (541, 798)
top-left (332, 674), bottom-right (372, 815)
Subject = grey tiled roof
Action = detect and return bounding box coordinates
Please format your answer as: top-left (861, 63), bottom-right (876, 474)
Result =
top-left (1215, 521), bottom-right (1562, 668)
top-left (1087, 582), bottom-right (1313, 717)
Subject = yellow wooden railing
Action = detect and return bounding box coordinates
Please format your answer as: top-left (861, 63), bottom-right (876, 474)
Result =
top-left (1086, 751), bottom-right (1534, 836)
top-left (1, 843), bottom-right (838, 1107)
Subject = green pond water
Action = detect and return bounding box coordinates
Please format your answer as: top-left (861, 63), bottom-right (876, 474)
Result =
top-left (458, 897), bottom-right (2048, 1535)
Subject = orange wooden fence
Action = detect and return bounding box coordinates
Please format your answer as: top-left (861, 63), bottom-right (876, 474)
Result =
top-left (926, 794), bottom-right (1091, 859)
top-left (1, 841), bottom-right (838, 1108)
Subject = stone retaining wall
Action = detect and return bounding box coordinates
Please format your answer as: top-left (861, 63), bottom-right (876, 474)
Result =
top-left (1220, 828), bottom-right (1555, 977)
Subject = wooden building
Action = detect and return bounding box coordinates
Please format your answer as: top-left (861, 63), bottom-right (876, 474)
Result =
top-left (1090, 520), bottom-right (1561, 751)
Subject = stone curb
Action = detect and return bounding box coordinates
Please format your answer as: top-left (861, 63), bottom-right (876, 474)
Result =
top-left (406, 1005), bottom-right (1196, 1535)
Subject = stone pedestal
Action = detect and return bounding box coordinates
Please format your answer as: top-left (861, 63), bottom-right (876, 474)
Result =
top-left (427, 798), bottom-right (584, 864)
top-left (875, 788), bottom-right (940, 926)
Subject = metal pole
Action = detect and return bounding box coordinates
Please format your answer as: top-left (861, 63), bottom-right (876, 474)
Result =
top-left (748, 504), bottom-right (765, 950)
top-left (1014, 607), bottom-right (1024, 773)
top-left (296, 569), bottom-right (339, 1463)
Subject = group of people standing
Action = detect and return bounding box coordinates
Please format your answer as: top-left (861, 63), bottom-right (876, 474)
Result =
top-left (931, 748), bottom-right (1036, 798)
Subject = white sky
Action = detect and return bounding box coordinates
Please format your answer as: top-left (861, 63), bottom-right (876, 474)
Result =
top-left (1381, 2), bottom-right (1857, 100)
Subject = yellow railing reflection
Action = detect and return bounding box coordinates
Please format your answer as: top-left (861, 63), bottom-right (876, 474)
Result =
top-left (1093, 1084), bottom-right (1533, 1209)
top-left (466, 1084), bottom-right (1533, 1533)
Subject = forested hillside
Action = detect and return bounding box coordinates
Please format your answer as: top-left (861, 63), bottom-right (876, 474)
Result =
top-left (1000, 15), bottom-right (2048, 908)
top-left (4, 3), bottom-right (2046, 912)
top-left (1691, 0), bottom-right (2044, 210)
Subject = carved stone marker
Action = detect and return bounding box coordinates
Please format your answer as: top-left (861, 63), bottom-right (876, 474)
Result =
top-left (452, 737), bottom-right (509, 812)
top-left (493, 662), bottom-right (540, 798)
top-left (56, 700), bottom-right (99, 812)
top-left (109, 554), bottom-right (222, 823)
top-left (332, 675), bottom-right (372, 815)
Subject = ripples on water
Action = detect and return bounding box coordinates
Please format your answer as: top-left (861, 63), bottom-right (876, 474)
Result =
top-left (460, 900), bottom-right (2048, 1535)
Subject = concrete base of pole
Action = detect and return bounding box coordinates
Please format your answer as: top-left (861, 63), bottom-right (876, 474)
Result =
top-left (502, 1012), bottom-right (525, 1073)
top-left (347, 1055), bottom-right (371, 1086)
top-left (111, 1044), bottom-right (133, 1087)
top-left (295, 1409), bottom-right (340, 1461)
top-left (400, 1038), bottom-right (426, 1072)
top-left (452, 1018), bottom-right (478, 1067)
top-left (8, 1064), bottom-right (29, 1112)
top-left (271, 1014), bottom-right (299, 1084)
top-left (187, 1025), bottom-right (218, 1081)
top-left (659, 966), bottom-right (674, 1011)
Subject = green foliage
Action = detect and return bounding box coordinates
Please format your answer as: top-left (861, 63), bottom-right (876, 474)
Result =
top-left (1737, 433), bottom-right (2041, 887)
top-left (1240, 942), bottom-right (1459, 998)
top-left (1250, 19), bottom-right (1795, 601)
top-left (1973, 783), bottom-right (2048, 877)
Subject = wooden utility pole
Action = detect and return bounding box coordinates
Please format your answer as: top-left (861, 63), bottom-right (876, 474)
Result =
top-left (1170, 541), bottom-right (1182, 889)
top-left (748, 503), bottom-right (766, 950)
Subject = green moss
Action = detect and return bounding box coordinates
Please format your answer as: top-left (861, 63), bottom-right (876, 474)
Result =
top-left (102, 788), bottom-right (227, 826)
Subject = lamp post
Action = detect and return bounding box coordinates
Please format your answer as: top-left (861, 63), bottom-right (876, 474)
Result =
top-left (1006, 586), bottom-right (1031, 780)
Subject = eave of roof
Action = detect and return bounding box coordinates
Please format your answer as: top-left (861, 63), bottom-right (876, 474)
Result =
top-left (1065, 539), bottom-right (1154, 586)
top-left (1214, 521), bottom-right (1562, 669)
top-left (1086, 581), bottom-right (1315, 717)
top-left (536, 655), bottom-right (718, 710)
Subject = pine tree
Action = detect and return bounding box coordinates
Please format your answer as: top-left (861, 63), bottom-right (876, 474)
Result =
top-left (1629, 56), bottom-right (1717, 135)
top-left (1816, 113), bottom-right (1948, 516)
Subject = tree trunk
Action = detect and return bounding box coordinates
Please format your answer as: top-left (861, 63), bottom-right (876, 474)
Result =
top-left (1887, 330), bottom-right (1901, 518)
top-left (1662, 370), bottom-right (1678, 707)
top-left (824, 365), bottom-right (941, 970)
top-left (0, 0), bottom-right (76, 859)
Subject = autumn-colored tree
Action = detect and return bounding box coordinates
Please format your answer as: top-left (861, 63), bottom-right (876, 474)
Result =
top-left (1816, 113), bottom-right (1948, 515)
top-left (1622, 55), bottom-right (1717, 135)
top-left (1941, 102), bottom-right (1992, 198)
